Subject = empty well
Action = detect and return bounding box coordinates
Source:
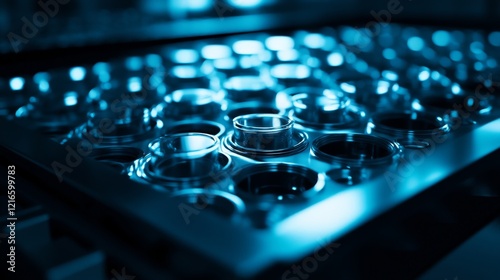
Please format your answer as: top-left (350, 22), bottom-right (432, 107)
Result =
top-left (312, 133), bottom-right (401, 167)
top-left (233, 163), bottom-right (324, 200)
top-left (172, 189), bottom-right (245, 218)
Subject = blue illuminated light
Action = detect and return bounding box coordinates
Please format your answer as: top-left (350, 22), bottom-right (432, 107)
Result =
top-left (474, 61), bottom-right (485, 71)
top-left (157, 119), bottom-right (164, 129)
top-left (327, 52), bottom-right (344, 67)
top-left (239, 55), bottom-right (261, 68)
top-left (275, 188), bottom-right (366, 240)
top-left (33, 72), bottom-right (49, 84)
top-left (99, 101), bottom-right (108, 110)
top-left (233, 40), bottom-right (264, 55)
top-left (93, 62), bottom-right (111, 83)
top-left (376, 81), bottom-right (390, 94)
top-left (183, 0), bottom-right (211, 10)
top-left (88, 88), bottom-right (100, 100)
top-left (488, 31), bottom-right (500, 47)
top-left (440, 76), bottom-right (451, 87)
top-left (470, 41), bottom-right (484, 56)
top-left (431, 71), bottom-right (441, 81)
top-left (391, 84), bottom-right (400, 92)
top-left (258, 50), bottom-right (272, 62)
top-left (382, 48), bottom-right (396, 60)
top-left (407, 36), bottom-right (425, 51)
top-left (157, 84), bottom-right (167, 95)
top-left (92, 62), bottom-right (109, 74)
top-left (353, 60), bottom-right (368, 73)
top-left (340, 83), bottom-right (356, 94)
top-left (265, 36), bottom-right (295, 51)
top-left (172, 49), bottom-right (199, 64)
top-left (169, 89), bottom-right (213, 105)
top-left (125, 56), bottom-right (143, 71)
top-left (306, 57), bottom-right (320, 68)
top-left (418, 70), bottom-right (430, 81)
top-left (432, 30), bottom-right (451, 47)
top-left (39, 80), bottom-right (50, 92)
top-left (201, 44), bottom-right (232, 60)
top-left (292, 94), bottom-right (308, 110)
top-left (382, 70), bottom-right (398, 81)
top-left (213, 57), bottom-right (237, 70)
top-left (412, 100), bottom-right (423, 111)
top-left (145, 54), bottom-right (163, 68)
top-left (9, 77), bottom-right (25, 91)
top-left (486, 58), bottom-right (497, 68)
top-left (127, 77), bottom-right (142, 92)
top-left (340, 28), bottom-right (359, 44)
top-left (277, 49), bottom-right (299, 62)
top-left (451, 83), bottom-right (462, 94)
top-left (321, 97), bottom-right (342, 111)
top-left (69, 67), bottom-right (86, 81)
top-left (275, 91), bottom-right (292, 110)
top-left (64, 91), bottom-right (78, 106)
top-left (271, 64), bottom-right (310, 79)
top-left (304, 33), bottom-right (326, 49)
top-left (450, 50), bottom-right (463, 62)
top-left (172, 65), bottom-right (198, 78)
top-left (344, 52), bottom-right (356, 64)
top-left (229, 0), bottom-right (263, 8)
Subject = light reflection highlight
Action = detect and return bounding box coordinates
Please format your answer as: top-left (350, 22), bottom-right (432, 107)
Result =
top-left (9, 77), bottom-right (25, 91)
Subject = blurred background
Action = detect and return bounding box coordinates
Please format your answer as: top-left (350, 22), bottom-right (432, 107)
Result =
top-left (2, 0), bottom-right (499, 54)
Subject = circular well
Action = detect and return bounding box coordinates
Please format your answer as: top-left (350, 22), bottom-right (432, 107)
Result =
top-left (291, 88), bottom-right (349, 124)
top-left (312, 133), bottom-right (401, 167)
top-left (163, 88), bottom-right (221, 119)
top-left (166, 121), bottom-right (225, 138)
top-left (226, 105), bottom-right (280, 121)
top-left (137, 152), bottom-right (233, 190)
top-left (368, 111), bottom-right (450, 141)
top-left (148, 133), bottom-right (219, 159)
top-left (233, 163), bottom-right (324, 200)
top-left (171, 189), bottom-right (245, 218)
top-left (90, 146), bottom-right (144, 169)
top-left (233, 114), bottom-right (294, 150)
